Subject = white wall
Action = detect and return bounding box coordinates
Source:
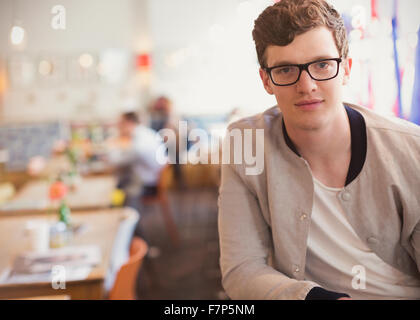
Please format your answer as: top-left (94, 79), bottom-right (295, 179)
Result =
top-left (0, 0), bottom-right (151, 122)
top-left (148, 0), bottom-right (275, 117)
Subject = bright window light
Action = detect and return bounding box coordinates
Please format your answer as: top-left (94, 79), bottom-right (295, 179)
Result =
top-left (10, 26), bottom-right (25, 45)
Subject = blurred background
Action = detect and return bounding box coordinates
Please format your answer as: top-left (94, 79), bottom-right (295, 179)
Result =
top-left (0, 0), bottom-right (419, 300)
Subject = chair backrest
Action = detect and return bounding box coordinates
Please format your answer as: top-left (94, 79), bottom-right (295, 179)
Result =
top-left (104, 208), bottom-right (139, 292)
top-left (14, 295), bottom-right (71, 300)
top-left (109, 236), bottom-right (148, 300)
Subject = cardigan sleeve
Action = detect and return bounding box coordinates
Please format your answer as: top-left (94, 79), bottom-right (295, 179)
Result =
top-left (218, 160), bottom-right (318, 299)
top-left (411, 221), bottom-right (420, 273)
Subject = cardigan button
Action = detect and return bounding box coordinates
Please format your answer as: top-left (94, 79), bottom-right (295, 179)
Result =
top-left (341, 191), bottom-right (351, 201)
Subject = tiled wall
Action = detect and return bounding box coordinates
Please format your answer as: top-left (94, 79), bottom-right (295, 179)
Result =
top-left (0, 122), bottom-right (70, 171)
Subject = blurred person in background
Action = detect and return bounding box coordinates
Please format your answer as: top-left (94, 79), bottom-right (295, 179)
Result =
top-left (105, 111), bottom-right (165, 211)
top-left (149, 96), bottom-right (176, 132)
top-left (148, 96), bottom-right (189, 186)
top-left (218, 0), bottom-right (420, 300)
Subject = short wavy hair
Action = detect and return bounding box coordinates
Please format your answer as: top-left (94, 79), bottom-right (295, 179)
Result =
top-left (252, 0), bottom-right (349, 67)
top-left (121, 111), bottom-right (140, 124)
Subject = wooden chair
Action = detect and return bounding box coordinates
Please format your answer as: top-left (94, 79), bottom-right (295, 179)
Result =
top-left (105, 208), bottom-right (139, 293)
top-left (140, 164), bottom-right (181, 247)
top-left (108, 236), bottom-right (148, 300)
top-left (13, 295), bottom-right (71, 300)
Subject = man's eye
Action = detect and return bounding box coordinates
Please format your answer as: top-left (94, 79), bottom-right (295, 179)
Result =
top-left (316, 62), bottom-right (330, 69)
top-left (276, 67), bottom-right (292, 74)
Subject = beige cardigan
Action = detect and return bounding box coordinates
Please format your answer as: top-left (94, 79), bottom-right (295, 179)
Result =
top-left (218, 103), bottom-right (420, 299)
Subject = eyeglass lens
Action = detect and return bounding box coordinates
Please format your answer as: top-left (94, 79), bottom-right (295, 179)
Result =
top-left (270, 59), bottom-right (339, 86)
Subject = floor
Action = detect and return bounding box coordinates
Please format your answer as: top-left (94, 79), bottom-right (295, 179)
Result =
top-left (134, 187), bottom-right (227, 300)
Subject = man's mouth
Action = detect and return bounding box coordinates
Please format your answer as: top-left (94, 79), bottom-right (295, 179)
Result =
top-left (294, 99), bottom-right (324, 109)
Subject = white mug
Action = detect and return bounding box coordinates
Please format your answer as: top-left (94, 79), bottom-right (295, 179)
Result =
top-left (24, 220), bottom-right (50, 252)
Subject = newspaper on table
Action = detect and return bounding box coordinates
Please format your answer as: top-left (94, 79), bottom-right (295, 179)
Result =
top-left (0, 245), bottom-right (101, 284)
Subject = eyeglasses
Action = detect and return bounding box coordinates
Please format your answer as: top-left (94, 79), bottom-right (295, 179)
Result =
top-left (264, 58), bottom-right (342, 86)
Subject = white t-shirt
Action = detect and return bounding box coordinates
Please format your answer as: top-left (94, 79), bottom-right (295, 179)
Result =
top-left (305, 177), bottom-right (420, 299)
top-left (108, 125), bottom-right (165, 186)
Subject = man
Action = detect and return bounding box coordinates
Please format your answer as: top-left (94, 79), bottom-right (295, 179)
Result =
top-left (218, 0), bottom-right (420, 300)
top-left (107, 112), bottom-right (165, 210)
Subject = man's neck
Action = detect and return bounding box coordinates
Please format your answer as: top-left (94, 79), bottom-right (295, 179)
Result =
top-left (285, 106), bottom-right (351, 187)
top-left (287, 108), bottom-right (350, 157)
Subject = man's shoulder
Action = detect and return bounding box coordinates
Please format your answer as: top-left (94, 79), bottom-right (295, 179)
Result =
top-left (348, 103), bottom-right (420, 138)
top-left (135, 124), bottom-right (159, 136)
top-left (227, 105), bottom-right (281, 131)
top-left (134, 125), bottom-right (162, 145)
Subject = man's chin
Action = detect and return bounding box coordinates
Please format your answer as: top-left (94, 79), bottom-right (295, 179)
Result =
top-left (295, 116), bottom-right (326, 132)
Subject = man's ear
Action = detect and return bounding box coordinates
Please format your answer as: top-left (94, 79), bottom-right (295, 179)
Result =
top-left (259, 68), bottom-right (274, 95)
top-left (342, 57), bottom-right (352, 86)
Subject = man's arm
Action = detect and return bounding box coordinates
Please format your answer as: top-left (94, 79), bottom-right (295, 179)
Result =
top-left (106, 148), bottom-right (141, 168)
top-left (106, 133), bottom-right (160, 169)
top-left (218, 161), bottom-right (319, 299)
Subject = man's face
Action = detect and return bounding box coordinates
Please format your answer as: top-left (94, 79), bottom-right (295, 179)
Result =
top-left (118, 118), bottom-right (136, 138)
top-left (259, 26), bottom-right (351, 132)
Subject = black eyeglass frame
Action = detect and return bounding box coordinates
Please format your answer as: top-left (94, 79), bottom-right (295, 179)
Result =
top-left (264, 57), bottom-right (343, 86)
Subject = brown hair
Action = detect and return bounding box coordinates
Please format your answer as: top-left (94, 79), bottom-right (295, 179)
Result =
top-left (252, 0), bottom-right (348, 67)
top-left (121, 111), bottom-right (140, 124)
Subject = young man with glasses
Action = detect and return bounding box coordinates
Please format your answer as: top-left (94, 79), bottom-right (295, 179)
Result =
top-left (218, 0), bottom-right (420, 300)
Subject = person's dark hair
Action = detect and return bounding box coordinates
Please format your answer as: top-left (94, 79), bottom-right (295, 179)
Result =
top-left (121, 112), bottom-right (140, 124)
top-left (252, 0), bottom-right (349, 68)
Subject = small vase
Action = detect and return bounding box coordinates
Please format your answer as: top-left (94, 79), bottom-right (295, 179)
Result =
top-left (49, 221), bottom-right (72, 248)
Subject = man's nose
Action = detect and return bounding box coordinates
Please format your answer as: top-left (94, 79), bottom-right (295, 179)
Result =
top-left (296, 70), bottom-right (317, 93)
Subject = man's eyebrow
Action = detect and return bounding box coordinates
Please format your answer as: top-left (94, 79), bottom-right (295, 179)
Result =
top-left (269, 55), bottom-right (337, 67)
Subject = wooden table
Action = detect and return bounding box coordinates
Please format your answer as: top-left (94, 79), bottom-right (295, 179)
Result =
top-left (0, 176), bottom-right (117, 215)
top-left (0, 207), bottom-right (137, 299)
